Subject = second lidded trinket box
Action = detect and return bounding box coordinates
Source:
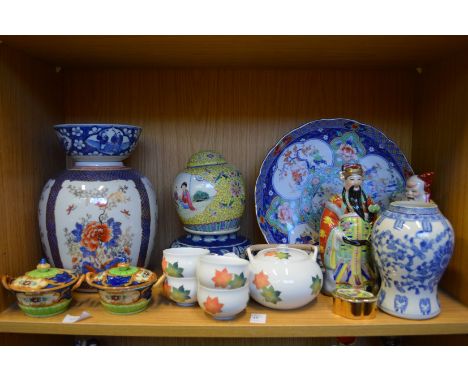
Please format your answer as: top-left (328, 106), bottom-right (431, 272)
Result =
top-left (86, 258), bottom-right (158, 314)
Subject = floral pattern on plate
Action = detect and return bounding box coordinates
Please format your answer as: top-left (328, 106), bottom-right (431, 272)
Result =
top-left (255, 119), bottom-right (413, 244)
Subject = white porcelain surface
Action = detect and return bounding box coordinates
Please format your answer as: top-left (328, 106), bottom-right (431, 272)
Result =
top-left (197, 284), bottom-right (249, 320)
top-left (164, 276), bottom-right (197, 306)
top-left (38, 171), bottom-right (157, 275)
top-left (162, 247), bottom-right (209, 278)
top-left (197, 253), bottom-right (249, 289)
top-left (247, 244), bottom-right (323, 310)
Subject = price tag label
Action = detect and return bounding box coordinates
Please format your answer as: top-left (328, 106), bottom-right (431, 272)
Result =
top-left (62, 311), bottom-right (92, 324)
top-left (250, 313), bottom-right (267, 324)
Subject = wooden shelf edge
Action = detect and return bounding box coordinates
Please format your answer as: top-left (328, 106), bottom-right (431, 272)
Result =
top-left (1, 291), bottom-right (467, 338)
top-left (1, 322), bottom-right (468, 339)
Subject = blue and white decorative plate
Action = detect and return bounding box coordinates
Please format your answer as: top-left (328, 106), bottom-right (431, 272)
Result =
top-left (255, 118), bottom-right (413, 244)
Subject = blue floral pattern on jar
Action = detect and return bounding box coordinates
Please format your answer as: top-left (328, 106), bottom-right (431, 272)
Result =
top-left (394, 295), bottom-right (408, 314)
top-left (378, 289), bottom-right (386, 305)
top-left (419, 298), bottom-right (431, 316)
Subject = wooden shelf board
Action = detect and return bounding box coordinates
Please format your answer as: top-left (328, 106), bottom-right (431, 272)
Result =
top-left (2, 36), bottom-right (468, 68)
top-left (1, 290), bottom-right (467, 338)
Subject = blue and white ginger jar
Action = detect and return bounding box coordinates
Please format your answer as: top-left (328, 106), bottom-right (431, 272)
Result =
top-left (371, 201), bottom-right (454, 319)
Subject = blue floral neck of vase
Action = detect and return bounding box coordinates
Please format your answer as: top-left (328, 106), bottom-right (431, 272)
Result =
top-left (74, 161), bottom-right (124, 168)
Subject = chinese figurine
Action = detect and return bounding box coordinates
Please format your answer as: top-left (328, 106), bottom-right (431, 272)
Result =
top-left (405, 172), bottom-right (434, 203)
top-left (319, 164), bottom-right (380, 295)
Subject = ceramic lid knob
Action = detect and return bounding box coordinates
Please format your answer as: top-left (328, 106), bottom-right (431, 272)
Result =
top-left (36, 258), bottom-right (51, 272)
top-left (116, 257), bottom-right (130, 270)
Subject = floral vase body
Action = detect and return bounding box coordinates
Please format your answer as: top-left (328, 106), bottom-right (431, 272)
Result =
top-left (171, 151), bottom-right (249, 258)
top-left (38, 124), bottom-right (157, 286)
top-left (371, 201), bottom-right (454, 319)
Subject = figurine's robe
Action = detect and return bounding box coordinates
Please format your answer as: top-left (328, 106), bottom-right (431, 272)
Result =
top-left (319, 195), bottom-right (376, 289)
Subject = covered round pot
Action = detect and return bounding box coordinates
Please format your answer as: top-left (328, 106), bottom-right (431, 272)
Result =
top-left (86, 259), bottom-right (157, 314)
top-left (173, 151), bottom-right (246, 234)
top-left (1, 259), bottom-right (84, 317)
top-left (247, 244), bottom-right (323, 310)
top-left (371, 201), bottom-right (454, 319)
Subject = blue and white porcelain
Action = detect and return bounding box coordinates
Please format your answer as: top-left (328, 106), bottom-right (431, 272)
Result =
top-left (171, 233), bottom-right (250, 259)
top-left (255, 118), bottom-right (413, 244)
top-left (39, 124), bottom-right (157, 289)
top-left (54, 124), bottom-right (141, 161)
top-left (371, 201), bottom-right (454, 319)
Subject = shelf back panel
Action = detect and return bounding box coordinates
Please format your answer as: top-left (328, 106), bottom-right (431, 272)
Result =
top-left (413, 56), bottom-right (468, 305)
top-left (0, 44), bottom-right (64, 312)
top-left (64, 68), bottom-right (415, 269)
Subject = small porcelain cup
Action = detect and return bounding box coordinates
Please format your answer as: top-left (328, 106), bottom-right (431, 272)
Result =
top-left (164, 276), bottom-right (198, 306)
top-left (197, 252), bottom-right (249, 289)
top-left (162, 247), bottom-right (209, 278)
top-left (197, 284), bottom-right (249, 320)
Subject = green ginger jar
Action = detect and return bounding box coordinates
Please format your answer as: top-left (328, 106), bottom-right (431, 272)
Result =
top-left (173, 151), bottom-right (246, 234)
top-left (172, 151), bottom-right (250, 258)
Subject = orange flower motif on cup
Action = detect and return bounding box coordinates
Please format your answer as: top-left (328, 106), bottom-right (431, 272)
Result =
top-left (81, 221), bottom-right (112, 251)
top-left (163, 280), bottom-right (171, 297)
top-left (212, 268), bottom-right (233, 288)
top-left (161, 257), bottom-right (168, 273)
top-left (204, 296), bottom-right (224, 315)
top-left (253, 271), bottom-right (270, 289)
top-left (264, 251), bottom-right (290, 260)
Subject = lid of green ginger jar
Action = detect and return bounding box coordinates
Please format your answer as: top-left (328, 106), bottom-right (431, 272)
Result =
top-left (88, 258), bottom-right (157, 289)
top-left (187, 151), bottom-right (227, 168)
top-left (9, 258), bottom-right (78, 292)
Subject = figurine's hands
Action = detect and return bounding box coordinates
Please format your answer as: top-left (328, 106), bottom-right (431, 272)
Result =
top-left (368, 204), bottom-right (380, 214)
top-left (334, 229), bottom-right (345, 243)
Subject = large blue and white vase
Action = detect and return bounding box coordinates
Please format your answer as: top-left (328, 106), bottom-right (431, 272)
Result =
top-left (371, 201), bottom-right (454, 319)
top-left (38, 124), bottom-right (158, 288)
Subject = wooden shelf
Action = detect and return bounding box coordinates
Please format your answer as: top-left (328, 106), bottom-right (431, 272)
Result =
top-left (1, 35), bottom-right (468, 344)
top-left (2, 36), bottom-right (468, 68)
top-left (1, 290), bottom-right (467, 338)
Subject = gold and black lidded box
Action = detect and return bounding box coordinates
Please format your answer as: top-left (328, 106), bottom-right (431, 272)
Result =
top-left (332, 288), bottom-right (377, 320)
